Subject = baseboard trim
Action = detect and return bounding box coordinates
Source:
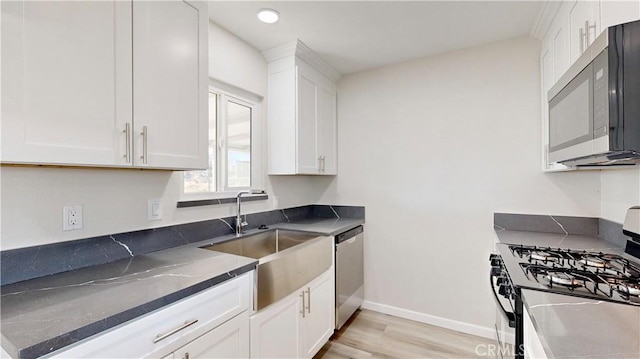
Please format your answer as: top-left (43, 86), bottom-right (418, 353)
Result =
top-left (361, 300), bottom-right (498, 341)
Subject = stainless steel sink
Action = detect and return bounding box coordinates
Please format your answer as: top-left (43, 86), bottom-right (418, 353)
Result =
top-left (201, 229), bottom-right (318, 259)
top-left (200, 229), bottom-right (333, 310)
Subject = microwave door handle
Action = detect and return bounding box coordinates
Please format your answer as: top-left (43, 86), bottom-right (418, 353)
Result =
top-left (490, 268), bottom-right (517, 328)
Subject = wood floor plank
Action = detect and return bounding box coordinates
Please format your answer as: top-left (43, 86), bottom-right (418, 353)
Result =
top-left (315, 310), bottom-right (499, 359)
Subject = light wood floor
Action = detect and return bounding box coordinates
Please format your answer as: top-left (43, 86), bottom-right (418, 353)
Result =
top-left (314, 310), bottom-right (500, 359)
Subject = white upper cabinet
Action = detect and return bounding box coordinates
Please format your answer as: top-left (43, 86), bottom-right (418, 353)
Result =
top-left (569, 0), bottom-right (600, 64)
top-left (1, 0), bottom-right (208, 170)
top-left (549, 2), bottom-right (571, 81)
top-left (132, 1), bottom-right (208, 170)
top-left (264, 40), bottom-right (340, 175)
top-left (1, 1), bottom-right (132, 167)
top-left (600, 0), bottom-right (640, 28)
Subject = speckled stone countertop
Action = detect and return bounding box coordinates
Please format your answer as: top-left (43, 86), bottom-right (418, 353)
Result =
top-left (494, 214), bottom-right (640, 359)
top-left (1, 217), bottom-right (363, 359)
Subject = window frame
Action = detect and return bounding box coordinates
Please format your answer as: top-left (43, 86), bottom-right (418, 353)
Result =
top-left (181, 81), bottom-right (263, 201)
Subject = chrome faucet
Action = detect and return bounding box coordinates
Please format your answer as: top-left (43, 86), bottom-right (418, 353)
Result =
top-left (235, 191), bottom-right (250, 236)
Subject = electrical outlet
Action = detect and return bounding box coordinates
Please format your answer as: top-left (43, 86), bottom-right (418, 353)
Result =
top-left (63, 205), bottom-right (83, 231)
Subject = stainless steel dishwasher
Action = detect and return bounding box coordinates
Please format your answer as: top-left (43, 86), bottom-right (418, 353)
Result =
top-left (335, 225), bottom-right (364, 329)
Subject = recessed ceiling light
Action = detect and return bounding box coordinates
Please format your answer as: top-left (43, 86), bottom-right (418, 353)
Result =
top-left (257, 8), bottom-right (279, 24)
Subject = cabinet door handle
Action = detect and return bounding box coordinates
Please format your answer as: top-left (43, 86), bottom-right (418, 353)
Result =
top-left (306, 287), bottom-right (311, 314)
top-left (123, 123), bottom-right (131, 163)
top-left (300, 292), bottom-right (306, 318)
top-left (318, 155), bottom-right (325, 172)
top-left (153, 319), bottom-right (198, 343)
top-left (184, 353), bottom-right (190, 359)
top-left (585, 20), bottom-right (596, 46)
top-left (140, 125), bottom-right (148, 164)
top-left (579, 27), bottom-right (585, 54)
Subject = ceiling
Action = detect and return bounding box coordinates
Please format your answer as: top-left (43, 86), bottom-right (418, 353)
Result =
top-left (208, 1), bottom-right (544, 75)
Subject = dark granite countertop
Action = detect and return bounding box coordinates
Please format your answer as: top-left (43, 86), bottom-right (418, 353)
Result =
top-left (495, 229), bottom-right (624, 252)
top-left (0, 244), bottom-right (257, 359)
top-left (1, 216), bottom-right (364, 359)
top-left (493, 214), bottom-right (640, 358)
top-left (274, 217), bottom-right (364, 236)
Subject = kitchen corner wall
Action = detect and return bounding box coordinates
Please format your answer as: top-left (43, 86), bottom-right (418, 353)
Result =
top-left (0, 21), bottom-right (334, 250)
top-left (318, 36), bottom-right (602, 334)
top-left (600, 169), bottom-right (640, 223)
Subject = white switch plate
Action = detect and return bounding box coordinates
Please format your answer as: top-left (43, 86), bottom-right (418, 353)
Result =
top-left (63, 205), bottom-right (83, 231)
top-left (148, 199), bottom-right (162, 221)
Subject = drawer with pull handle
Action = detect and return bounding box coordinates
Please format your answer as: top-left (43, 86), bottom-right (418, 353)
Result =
top-left (45, 271), bottom-right (253, 358)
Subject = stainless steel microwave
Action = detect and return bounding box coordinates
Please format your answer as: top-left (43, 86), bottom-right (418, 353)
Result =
top-left (548, 20), bottom-right (640, 167)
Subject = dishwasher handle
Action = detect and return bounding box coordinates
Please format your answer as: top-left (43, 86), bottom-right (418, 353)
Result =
top-left (336, 225), bottom-right (363, 244)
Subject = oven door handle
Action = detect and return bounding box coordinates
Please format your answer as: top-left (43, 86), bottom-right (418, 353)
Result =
top-left (490, 268), bottom-right (516, 328)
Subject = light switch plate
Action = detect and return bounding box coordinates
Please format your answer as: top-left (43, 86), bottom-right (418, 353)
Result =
top-left (148, 199), bottom-right (162, 221)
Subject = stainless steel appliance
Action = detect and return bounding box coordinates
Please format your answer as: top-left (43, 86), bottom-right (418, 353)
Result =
top-left (490, 208), bottom-right (640, 358)
top-left (548, 19), bottom-right (640, 167)
top-left (335, 225), bottom-right (364, 330)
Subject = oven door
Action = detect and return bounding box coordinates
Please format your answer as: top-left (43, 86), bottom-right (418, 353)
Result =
top-left (490, 260), bottom-right (516, 358)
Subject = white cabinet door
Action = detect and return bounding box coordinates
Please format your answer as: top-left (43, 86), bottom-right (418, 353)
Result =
top-left (600, 0), bottom-right (640, 29)
top-left (173, 311), bottom-right (249, 359)
top-left (250, 268), bottom-right (335, 359)
top-left (295, 62), bottom-right (338, 175)
top-left (1, 1), bottom-right (132, 166)
top-left (300, 270), bottom-right (335, 358)
top-left (569, 0), bottom-right (600, 64)
top-left (316, 86), bottom-right (337, 175)
top-left (296, 67), bottom-right (320, 174)
top-left (132, 0), bottom-right (208, 170)
top-left (523, 306), bottom-right (548, 359)
top-left (550, 2), bottom-right (571, 82)
top-left (250, 292), bottom-right (301, 358)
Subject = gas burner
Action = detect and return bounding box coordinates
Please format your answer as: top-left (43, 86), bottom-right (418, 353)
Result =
top-left (505, 244), bottom-right (640, 306)
top-left (579, 256), bottom-right (608, 268)
top-left (615, 282), bottom-right (640, 297)
top-left (546, 272), bottom-right (584, 287)
top-left (531, 251), bottom-right (560, 262)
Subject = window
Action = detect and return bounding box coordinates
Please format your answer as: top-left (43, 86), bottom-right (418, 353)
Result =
top-left (184, 87), bottom-right (259, 196)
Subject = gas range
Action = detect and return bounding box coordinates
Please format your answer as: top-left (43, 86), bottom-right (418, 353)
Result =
top-left (490, 207), bottom-right (640, 359)
top-left (497, 243), bottom-right (640, 306)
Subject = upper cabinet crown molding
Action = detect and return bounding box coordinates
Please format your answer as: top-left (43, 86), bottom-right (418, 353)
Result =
top-left (262, 40), bottom-right (342, 82)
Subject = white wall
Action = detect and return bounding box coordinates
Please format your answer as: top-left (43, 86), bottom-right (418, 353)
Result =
top-left (319, 36), bottom-right (601, 335)
top-left (600, 169), bottom-right (640, 223)
top-left (0, 21), bottom-right (332, 250)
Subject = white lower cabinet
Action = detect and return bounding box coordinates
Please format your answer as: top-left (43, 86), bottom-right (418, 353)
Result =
top-left (44, 272), bottom-right (253, 359)
top-left (166, 310), bottom-right (250, 359)
top-left (250, 268), bottom-right (335, 359)
top-left (523, 306), bottom-right (548, 359)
